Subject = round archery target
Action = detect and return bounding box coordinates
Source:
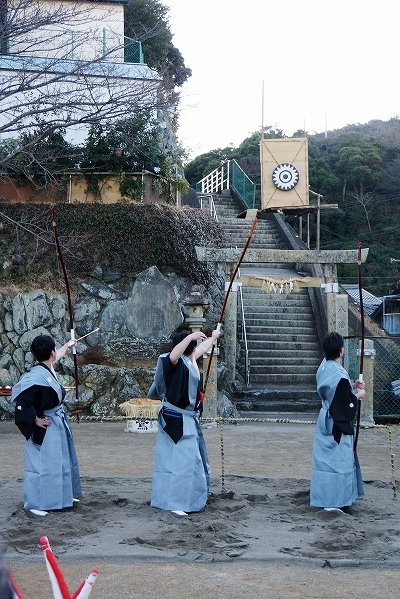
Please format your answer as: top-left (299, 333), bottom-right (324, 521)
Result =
top-left (272, 163), bottom-right (299, 191)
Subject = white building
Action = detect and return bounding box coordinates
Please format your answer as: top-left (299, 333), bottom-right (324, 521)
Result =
top-left (0, 0), bottom-right (161, 144)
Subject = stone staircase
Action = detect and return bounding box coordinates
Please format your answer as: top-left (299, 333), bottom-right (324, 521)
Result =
top-left (205, 191), bottom-right (322, 413)
top-left (236, 286), bottom-right (321, 412)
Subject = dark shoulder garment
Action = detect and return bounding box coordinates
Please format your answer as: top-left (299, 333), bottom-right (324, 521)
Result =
top-left (161, 355), bottom-right (191, 409)
top-left (14, 365), bottom-right (61, 444)
top-left (329, 377), bottom-right (358, 444)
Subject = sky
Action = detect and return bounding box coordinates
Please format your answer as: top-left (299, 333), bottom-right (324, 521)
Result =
top-left (164, 0), bottom-right (400, 161)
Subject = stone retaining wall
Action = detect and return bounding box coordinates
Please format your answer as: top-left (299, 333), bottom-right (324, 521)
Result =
top-left (0, 263), bottom-right (225, 419)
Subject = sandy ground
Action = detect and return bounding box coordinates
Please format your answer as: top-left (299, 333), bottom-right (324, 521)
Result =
top-left (1, 417), bottom-right (400, 599)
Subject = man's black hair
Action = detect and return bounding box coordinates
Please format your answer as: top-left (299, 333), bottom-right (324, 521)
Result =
top-left (30, 335), bottom-right (56, 362)
top-left (172, 330), bottom-right (197, 356)
top-left (322, 332), bottom-right (344, 360)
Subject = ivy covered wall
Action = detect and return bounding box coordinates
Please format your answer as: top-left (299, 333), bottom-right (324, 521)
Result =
top-left (0, 203), bottom-right (225, 290)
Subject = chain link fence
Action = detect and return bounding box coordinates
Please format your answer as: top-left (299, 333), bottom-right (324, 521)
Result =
top-left (344, 336), bottom-right (400, 420)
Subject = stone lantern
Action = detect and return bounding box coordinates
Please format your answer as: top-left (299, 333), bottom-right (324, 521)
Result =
top-left (183, 285), bottom-right (208, 333)
top-left (182, 286), bottom-right (218, 419)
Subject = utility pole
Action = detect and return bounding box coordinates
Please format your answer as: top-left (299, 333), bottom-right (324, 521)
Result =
top-left (309, 189), bottom-right (324, 250)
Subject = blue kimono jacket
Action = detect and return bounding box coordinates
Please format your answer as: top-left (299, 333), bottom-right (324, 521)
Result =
top-left (310, 358), bottom-right (364, 508)
top-left (12, 364), bottom-right (81, 511)
top-left (148, 353), bottom-right (210, 513)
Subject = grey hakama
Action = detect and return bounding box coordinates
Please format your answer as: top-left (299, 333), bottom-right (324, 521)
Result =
top-left (148, 353), bottom-right (210, 513)
top-left (12, 367), bottom-right (81, 511)
top-left (310, 359), bottom-right (364, 508)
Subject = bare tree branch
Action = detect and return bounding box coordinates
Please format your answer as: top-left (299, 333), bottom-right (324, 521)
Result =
top-left (0, 0), bottom-right (165, 167)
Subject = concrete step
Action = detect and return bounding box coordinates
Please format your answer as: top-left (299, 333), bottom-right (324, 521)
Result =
top-left (242, 304), bottom-right (312, 312)
top-left (224, 234), bottom-right (281, 241)
top-left (242, 287), bottom-right (309, 295)
top-left (224, 237), bottom-right (284, 246)
top-left (243, 340), bottom-right (320, 351)
top-left (223, 229), bottom-right (283, 236)
top-left (250, 372), bottom-right (316, 384)
top-left (241, 303), bottom-right (311, 312)
top-left (222, 223), bottom-right (280, 231)
top-left (250, 363), bottom-right (319, 374)
top-left (243, 348), bottom-right (321, 359)
top-left (246, 312), bottom-right (316, 333)
top-left (244, 323), bottom-right (317, 333)
top-left (240, 314), bottom-right (315, 324)
top-left (248, 356), bottom-right (320, 367)
top-left (222, 225), bottom-right (280, 234)
top-left (240, 297), bottom-right (313, 306)
top-left (231, 384), bottom-right (320, 413)
top-left (243, 291), bottom-right (310, 298)
top-left (245, 335), bottom-right (319, 346)
top-left (221, 224), bottom-right (279, 233)
top-left (244, 328), bottom-right (317, 337)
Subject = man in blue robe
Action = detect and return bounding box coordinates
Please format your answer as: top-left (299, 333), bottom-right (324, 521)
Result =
top-left (12, 334), bottom-right (81, 516)
top-left (310, 332), bottom-right (365, 511)
top-left (148, 328), bottom-right (221, 516)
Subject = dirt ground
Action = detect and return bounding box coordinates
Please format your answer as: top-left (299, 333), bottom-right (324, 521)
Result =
top-left (1, 417), bottom-right (400, 599)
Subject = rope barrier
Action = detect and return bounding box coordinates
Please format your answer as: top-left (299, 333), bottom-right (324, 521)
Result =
top-left (67, 414), bottom-right (397, 500)
top-left (375, 425), bottom-right (397, 501)
top-left (68, 414), bottom-right (318, 425)
top-left (219, 419), bottom-right (226, 493)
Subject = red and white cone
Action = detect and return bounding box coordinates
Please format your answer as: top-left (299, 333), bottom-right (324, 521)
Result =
top-left (40, 537), bottom-right (98, 599)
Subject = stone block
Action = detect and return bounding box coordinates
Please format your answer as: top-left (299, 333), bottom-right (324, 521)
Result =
top-left (123, 266), bottom-right (183, 339)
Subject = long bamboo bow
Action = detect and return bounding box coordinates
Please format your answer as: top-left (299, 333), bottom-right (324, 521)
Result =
top-left (50, 206), bottom-right (80, 422)
top-left (354, 240), bottom-right (365, 453)
top-left (202, 217), bottom-right (257, 396)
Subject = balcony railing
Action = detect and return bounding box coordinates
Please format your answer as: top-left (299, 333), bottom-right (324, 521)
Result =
top-left (2, 28), bottom-right (144, 64)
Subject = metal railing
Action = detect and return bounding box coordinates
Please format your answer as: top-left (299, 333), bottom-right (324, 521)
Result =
top-left (195, 160), bottom-right (256, 210)
top-left (104, 29), bottom-right (144, 63)
top-left (238, 269), bottom-right (250, 386)
top-left (196, 161), bottom-right (230, 195)
top-left (124, 38), bottom-right (144, 64)
top-left (198, 194), bottom-right (218, 221)
top-left (344, 336), bottom-right (400, 419)
top-left (6, 27), bottom-right (144, 64)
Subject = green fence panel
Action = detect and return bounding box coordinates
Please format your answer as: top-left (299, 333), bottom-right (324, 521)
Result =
top-left (230, 160), bottom-right (256, 209)
top-left (124, 38), bottom-right (144, 64)
top-left (344, 336), bottom-right (400, 418)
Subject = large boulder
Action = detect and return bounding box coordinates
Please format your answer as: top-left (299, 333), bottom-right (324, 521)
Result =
top-left (112, 367), bottom-right (142, 402)
top-left (13, 290), bottom-right (54, 334)
top-left (79, 280), bottom-right (125, 302)
top-left (123, 266), bottom-right (183, 339)
top-left (19, 326), bottom-right (51, 351)
top-left (81, 364), bottom-right (116, 396)
top-left (64, 385), bottom-right (95, 413)
top-left (73, 297), bottom-right (101, 340)
top-left (90, 395), bottom-right (122, 418)
top-left (46, 293), bottom-right (67, 322)
top-left (93, 300), bottom-right (130, 348)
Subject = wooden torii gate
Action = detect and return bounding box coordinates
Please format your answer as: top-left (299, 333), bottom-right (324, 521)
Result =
top-left (196, 246), bottom-right (369, 387)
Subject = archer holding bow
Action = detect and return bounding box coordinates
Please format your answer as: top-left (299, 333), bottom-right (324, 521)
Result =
top-left (310, 332), bottom-right (365, 512)
top-left (12, 334), bottom-right (81, 516)
top-left (148, 328), bottom-right (221, 516)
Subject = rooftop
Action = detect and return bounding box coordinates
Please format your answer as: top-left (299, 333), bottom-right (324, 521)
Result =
top-left (341, 284), bottom-right (382, 317)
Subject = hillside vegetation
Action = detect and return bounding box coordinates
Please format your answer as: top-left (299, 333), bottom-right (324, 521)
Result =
top-left (0, 203), bottom-right (224, 292)
top-left (185, 119), bottom-right (400, 296)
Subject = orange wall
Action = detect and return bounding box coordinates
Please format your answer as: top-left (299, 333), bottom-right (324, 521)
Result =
top-left (0, 177), bottom-right (63, 203)
top-left (0, 174), bottom-right (174, 205)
